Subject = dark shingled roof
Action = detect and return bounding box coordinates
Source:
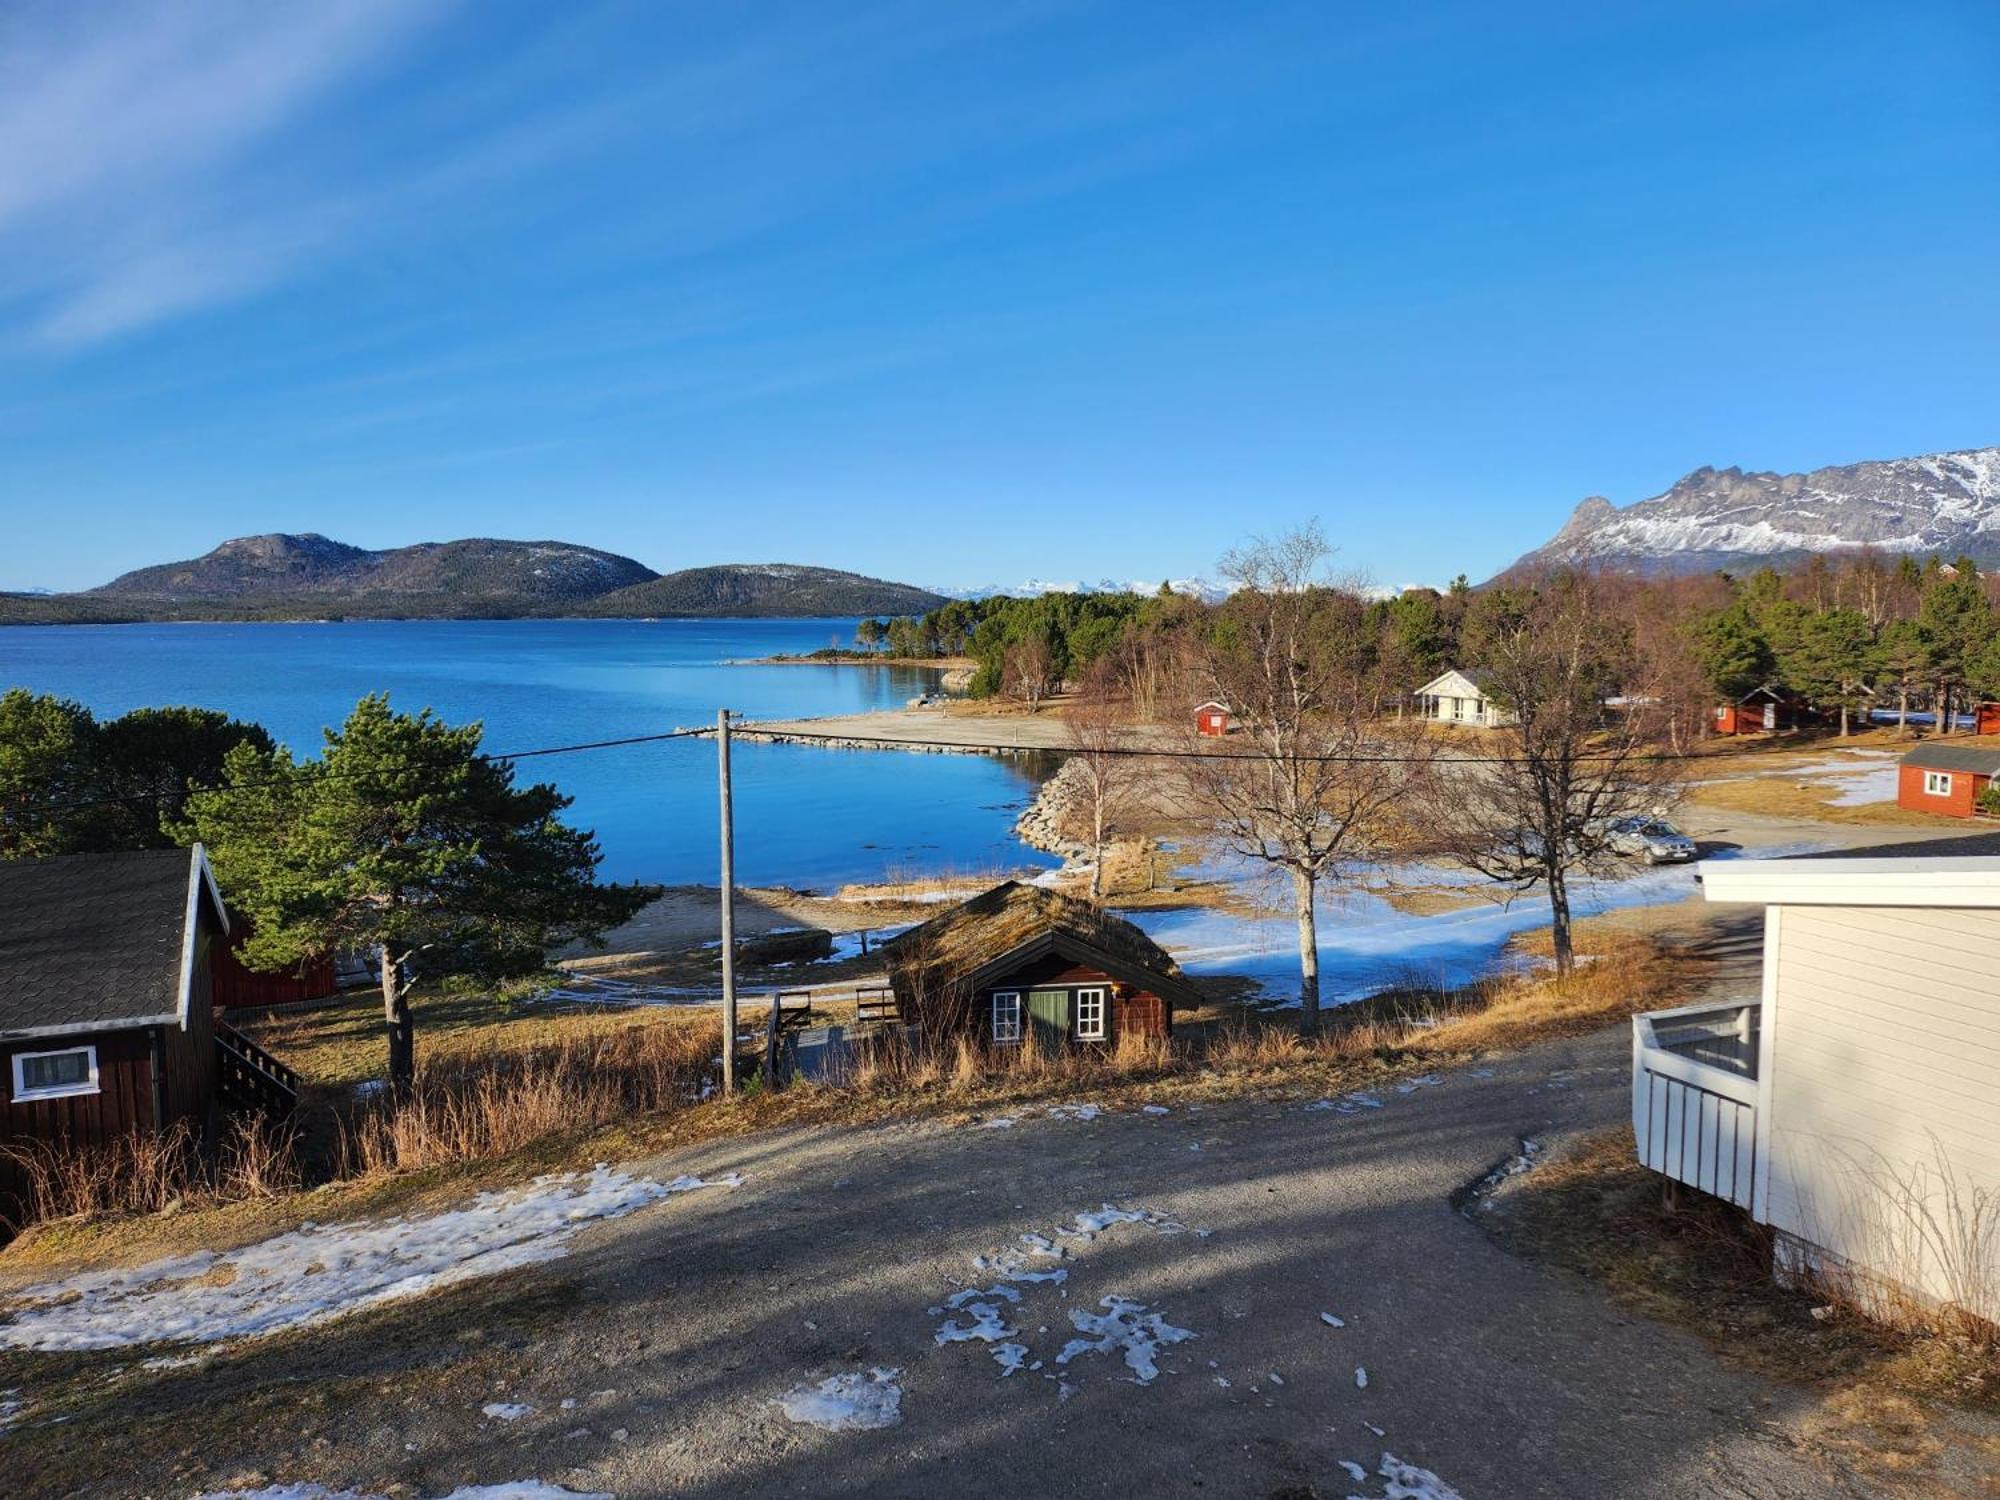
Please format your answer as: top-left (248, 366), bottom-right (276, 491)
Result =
top-left (884, 880), bottom-right (1202, 1014)
top-left (0, 848), bottom-right (222, 1041)
top-left (1899, 744), bottom-right (2000, 775)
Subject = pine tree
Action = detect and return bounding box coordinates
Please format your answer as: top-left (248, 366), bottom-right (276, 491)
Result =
top-left (184, 695), bottom-right (649, 1090)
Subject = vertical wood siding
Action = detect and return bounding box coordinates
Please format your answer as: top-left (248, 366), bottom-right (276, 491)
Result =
top-left (1769, 904), bottom-right (2000, 1318)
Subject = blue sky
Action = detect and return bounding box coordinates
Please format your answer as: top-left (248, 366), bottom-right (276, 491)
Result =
top-left (1, 0), bottom-right (1995, 593)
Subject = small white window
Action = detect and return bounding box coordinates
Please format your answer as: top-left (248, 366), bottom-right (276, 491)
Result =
top-left (991, 990), bottom-right (1022, 1045)
top-left (11, 1045), bottom-right (100, 1102)
top-left (1075, 987), bottom-right (1107, 1042)
top-left (1925, 770), bottom-right (1954, 797)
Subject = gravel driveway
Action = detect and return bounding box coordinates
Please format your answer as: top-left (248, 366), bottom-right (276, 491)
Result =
top-left (283, 1030), bottom-right (1885, 1500)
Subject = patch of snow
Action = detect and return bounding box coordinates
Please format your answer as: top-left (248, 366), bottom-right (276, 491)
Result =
top-left (1340, 1459), bottom-right (1369, 1483)
top-left (436, 1485), bottom-right (613, 1500)
top-left (481, 1402), bottom-right (533, 1421)
top-left (777, 1367), bottom-right (904, 1431)
top-left (1045, 1103), bottom-right (1103, 1122)
top-left (979, 1116), bottom-right (1018, 1129)
top-left (1056, 1296), bottom-right (1196, 1383)
top-left (1320, 1312), bottom-right (1346, 1328)
top-left (1355, 1366), bottom-right (1369, 1388)
top-left (1377, 1452), bottom-right (1465, 1500)
top-left (0, 1167), bottom-right (740, 1351)
top-left (992, 1342), bottom-right (1029, 1376)
top-left (1140, 1104), bottom-right (1171, 1116)
top-left (934, 1301), bottom-right (1017, 1345)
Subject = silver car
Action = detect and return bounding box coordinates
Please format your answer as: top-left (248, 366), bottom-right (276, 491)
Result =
top-left (1608, 817), bottom-right (1696, 864)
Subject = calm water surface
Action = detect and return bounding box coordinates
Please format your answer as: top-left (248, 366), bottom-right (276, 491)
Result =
top-left (0, 619), bottom-right (1053, 887)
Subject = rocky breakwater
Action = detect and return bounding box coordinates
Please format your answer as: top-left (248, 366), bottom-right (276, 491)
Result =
top-left (1013, 756), bottom-right (1095, 862)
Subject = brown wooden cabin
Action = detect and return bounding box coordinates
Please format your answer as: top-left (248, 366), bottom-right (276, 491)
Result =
top-left (0, 846), bottom-right (298, 1224)
top-left (884, 881), bottom-right (1201, 1050)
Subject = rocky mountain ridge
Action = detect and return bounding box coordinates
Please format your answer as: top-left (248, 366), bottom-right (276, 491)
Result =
top-left (1506, 446), bottom-right (2000, 576)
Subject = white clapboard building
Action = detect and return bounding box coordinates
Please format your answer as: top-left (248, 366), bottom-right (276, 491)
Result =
top-left (1632, 851), bottom-right (2000, 1324)
top-left (1413, 668), bottom-right (1514, 728)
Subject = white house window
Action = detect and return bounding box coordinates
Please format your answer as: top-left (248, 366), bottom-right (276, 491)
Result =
top-left (1075, 988), bottom-right (1107, 1042)
top-left (1925, 770), bottom-right (1954, 797)
top-left (12, 1045), bottom-right (99, 1102)
top-left (991, 990), bottom-right (1022, 1045)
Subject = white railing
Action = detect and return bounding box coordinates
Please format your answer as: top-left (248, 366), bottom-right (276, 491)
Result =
top-left (1632, 1001), bottom-right (1759, 1213)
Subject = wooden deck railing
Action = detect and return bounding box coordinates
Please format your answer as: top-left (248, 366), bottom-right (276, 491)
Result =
top-left (215, 1022), bottom-right (301, 1116)
top-left (1632, 1001), bottom-right (1759, 1213)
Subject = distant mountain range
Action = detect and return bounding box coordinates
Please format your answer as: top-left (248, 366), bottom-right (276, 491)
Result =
top-left (0, 534), bottom-right (950, 623)
top-left (944, 575), bottom-right (1229, 603)
top-left (1505, 446), bottom-right (2000, 577)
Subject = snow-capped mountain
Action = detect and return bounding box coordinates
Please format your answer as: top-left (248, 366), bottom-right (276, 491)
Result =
top-left (1505, 446), bottom-right (2000, 577)
top-left (940, 576), bottom-right (1229, 602)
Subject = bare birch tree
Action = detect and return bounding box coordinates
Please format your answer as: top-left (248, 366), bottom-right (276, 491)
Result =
top-left (1062, 666), bottom-right (1134, 903)
top-left (1421, 575), bottom-right (1682, 976)
top-left (1180, 524), bottom-right (1435, 1032)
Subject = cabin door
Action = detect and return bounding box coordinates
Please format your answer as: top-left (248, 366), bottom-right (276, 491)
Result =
top-left (1026, 989), bottom-right (1070, 1048)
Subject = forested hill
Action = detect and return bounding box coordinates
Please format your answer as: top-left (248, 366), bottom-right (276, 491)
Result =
top-left (2, 536), bottom-right (946, 622)
top-left (581, 564), bottom-right (949, 619)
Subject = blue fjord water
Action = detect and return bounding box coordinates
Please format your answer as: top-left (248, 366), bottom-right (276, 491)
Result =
top-left (0, 618), bottom-right (1054, 888)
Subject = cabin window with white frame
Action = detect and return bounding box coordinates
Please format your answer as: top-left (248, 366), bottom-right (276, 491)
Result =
top-left (1924, 770), bottom-right (1953, 797)
top-left (990, 990), bottom-right (1022, 1045)
top-left (1075, 987), bottom-right (1107, 1042)
top-left (11, 1045), bottom-right (99, 1102)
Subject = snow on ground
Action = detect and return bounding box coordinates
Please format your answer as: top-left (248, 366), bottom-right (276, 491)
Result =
top-left (1782, 748), bottom-right (1901, 806)
top-left (776, 1367), bottom-right (904, 1431)
top-left (481, 1402), bottom-right (533, 1421)
top-left (1056, 1297), bottom-right (1195, 1383)
top-left (1136, 840), bottom-right (1836, 1004)
top-left (0, 1168), bottom-right (740, 1352)
top-left (1374, 1451), bottom-right (1466, 1500)
top-left (936, 1202), bottom-right (1200, 1395)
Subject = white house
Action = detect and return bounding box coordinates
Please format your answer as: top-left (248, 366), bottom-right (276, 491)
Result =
top-left (1633, 853), bottom-right (2000, 1325)
top-left (1414, 668), bottom-right (1513, 727)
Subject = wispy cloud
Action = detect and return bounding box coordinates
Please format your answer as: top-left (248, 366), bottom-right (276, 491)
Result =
top-left (0, 0), bottom-right (452, 345)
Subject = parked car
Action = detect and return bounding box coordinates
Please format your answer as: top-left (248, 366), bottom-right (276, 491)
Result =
top-left (1607, 817), bottom-right (1696, 864)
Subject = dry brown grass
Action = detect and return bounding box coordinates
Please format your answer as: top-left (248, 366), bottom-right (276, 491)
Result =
top-left (2, 925), bottom-right (1692, 1270)
top-left (1, 1114), bottom-right (300, 1231)
top-left (1688, 773), bottom-right (1943, 826)
top-left (1490, 1125), bottom-right (2000, 1480)
top-left (336, 1019), bottom-right (714, 1177)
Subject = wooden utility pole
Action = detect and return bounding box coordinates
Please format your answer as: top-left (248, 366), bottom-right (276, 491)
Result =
top-left (718, 707), bottom-right (738, 1095)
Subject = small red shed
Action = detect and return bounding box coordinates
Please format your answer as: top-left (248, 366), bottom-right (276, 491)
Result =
top-left (1976, 703), bottom-right (2000, 737)
top-left (1715, 685), bottom-right (1803, 736)
top-left (1896, 745), bottom-right (2000, 819)
top-left (1195, 701), bottom-right (1235, 737)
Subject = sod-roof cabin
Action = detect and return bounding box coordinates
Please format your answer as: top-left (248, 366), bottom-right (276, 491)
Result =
top-left (884, 881), bottom-right (1200, 1049)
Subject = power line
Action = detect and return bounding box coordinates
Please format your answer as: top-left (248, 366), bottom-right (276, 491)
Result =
top-left (2, 712), bottom-right (1721, 830)
top-left (700, 722), bottom-right (1708, 767)
top-left (0, 726), bottom-right (711, 821)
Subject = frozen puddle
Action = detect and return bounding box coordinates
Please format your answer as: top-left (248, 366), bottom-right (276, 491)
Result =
top-left (0, 1167), bottom-right (740, 1352)
top-left (777, 1367), bottom-right (904, 1431)
top-left (1056, 1296), bottom-right (1195, 1383)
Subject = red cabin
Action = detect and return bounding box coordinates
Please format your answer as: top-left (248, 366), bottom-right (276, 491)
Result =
top-left (1714, 685), bottom-right (1802, 736)
top-left (1977, 703), bottom-right (2000, 737)
top-left (1195, 701), bottom-right (1235, 737)
top-left (1897, 745), bottom-right (2000, 819)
